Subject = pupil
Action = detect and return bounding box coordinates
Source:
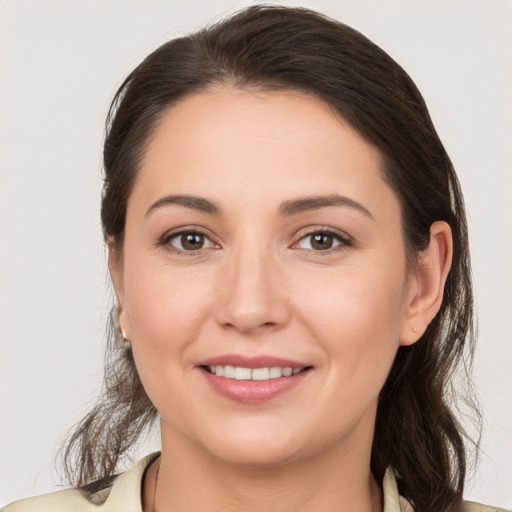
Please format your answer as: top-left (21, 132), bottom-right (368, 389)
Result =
top-left (312, 234), bottom-right (333, 250)
top-left (182, 233), bottom-right (204, 250)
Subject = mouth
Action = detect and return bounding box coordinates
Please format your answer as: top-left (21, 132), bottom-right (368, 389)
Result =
top-left (201, 365), bottom-right (307, 381)
top-left (198, 355), bottom-right (312, 404)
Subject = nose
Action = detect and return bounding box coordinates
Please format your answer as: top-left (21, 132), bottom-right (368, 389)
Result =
top-left (214, 243), bottom-right (290, 335)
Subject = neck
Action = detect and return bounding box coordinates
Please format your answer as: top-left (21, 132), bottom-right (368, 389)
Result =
top-left (144, 423), bottom-right (382, 512)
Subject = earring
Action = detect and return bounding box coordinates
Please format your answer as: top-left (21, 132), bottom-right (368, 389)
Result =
top-left (122, 330), bottom-right (131, 347)
top-left (101, 181), bottom-right (109, 200)
top-left (412, 327), bottom-right (418, 333)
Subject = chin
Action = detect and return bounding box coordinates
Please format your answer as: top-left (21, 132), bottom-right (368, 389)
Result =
top-left (198, 421), bottom-right (307, 468)
top-left (210, 443), bottom-right (299, 469)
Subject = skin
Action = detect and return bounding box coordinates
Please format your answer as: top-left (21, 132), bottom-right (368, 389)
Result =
top-left (110, 86), bottom-right (452, 512)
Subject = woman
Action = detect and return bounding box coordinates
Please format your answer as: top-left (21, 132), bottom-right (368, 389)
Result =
top-left (2, 5), bottom-right (508, 512)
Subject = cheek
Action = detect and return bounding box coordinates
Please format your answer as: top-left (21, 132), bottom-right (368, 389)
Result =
top-left (293, 259), bottom-right (407, 383)
top-left (124, 263), bottom-right (217, 419)
top-left (123, 258), bottom-right (215, 363)
top-left (298, 262), bottom-right (406, 334)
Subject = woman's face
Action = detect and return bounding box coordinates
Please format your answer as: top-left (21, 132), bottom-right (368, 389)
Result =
top-left (113, 86), bottom-right (418, 467)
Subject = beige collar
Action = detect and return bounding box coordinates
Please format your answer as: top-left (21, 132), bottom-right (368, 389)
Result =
top-left (3, 452), bottom-right (407, 511)
top-left (5, 453), bottom-right (503, 511)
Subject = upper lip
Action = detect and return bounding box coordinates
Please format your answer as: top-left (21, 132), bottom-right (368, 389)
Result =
top-left (199, 354), bottom-right (309, 369)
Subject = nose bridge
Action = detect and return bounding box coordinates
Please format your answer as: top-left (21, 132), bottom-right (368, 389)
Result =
top-left (216, 234), bottom-right (288, 333)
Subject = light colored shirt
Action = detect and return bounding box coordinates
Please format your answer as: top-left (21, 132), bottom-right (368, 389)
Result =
top-left (1, 453), bottom-right (508, 511)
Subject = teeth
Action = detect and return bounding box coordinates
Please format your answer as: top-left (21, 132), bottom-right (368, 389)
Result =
top-left (234, 367), bottom-right (252, 380)
top-left (207, 365), bottom-right (304, 381)
top-left (223, 365), bottom-right (235, 379)
top-left (252, 367), bottom-right (270, 380)
top-left (269, 367), bottom-right (282, 379)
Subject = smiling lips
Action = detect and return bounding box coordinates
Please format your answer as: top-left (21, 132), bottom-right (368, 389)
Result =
top-left (205, 365), bottom-right (303, 380)
top-left (199, 355), bottom-right (311, 404)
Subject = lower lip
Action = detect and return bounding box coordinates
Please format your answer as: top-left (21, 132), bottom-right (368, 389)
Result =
top-left (200, 367), bottom-right (311, 404)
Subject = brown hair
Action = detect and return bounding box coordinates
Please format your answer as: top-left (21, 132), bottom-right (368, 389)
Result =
top-left (63, 6), bottom-right (479, 511)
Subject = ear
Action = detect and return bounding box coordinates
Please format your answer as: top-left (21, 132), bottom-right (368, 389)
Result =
top-left (400, 221), bottom-right (453, 346)
top-left (108, 240), bottom-right (132, 340)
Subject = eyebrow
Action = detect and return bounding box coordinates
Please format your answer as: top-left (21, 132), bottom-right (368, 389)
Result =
top-left (145, 193), bottom-right (373, 220)
top-left (146, 194), bottom-right (222, 217)
top-left (279, 194), bottom-right (374, 219)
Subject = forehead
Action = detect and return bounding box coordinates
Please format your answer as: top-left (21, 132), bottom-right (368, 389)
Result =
top-left (132, 85), bottom-right (398, 218)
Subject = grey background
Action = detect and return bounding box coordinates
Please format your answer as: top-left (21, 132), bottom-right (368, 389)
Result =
top-left (1, 0), bottom-right (511, 507)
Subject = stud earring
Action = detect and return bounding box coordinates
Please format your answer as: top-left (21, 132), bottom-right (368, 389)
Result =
top-left (412, 327), bottom-right (418, 333)
top-left (122, 330), bottom-right (131, 347)
top-left (101, 181), bottom-right (109, 200)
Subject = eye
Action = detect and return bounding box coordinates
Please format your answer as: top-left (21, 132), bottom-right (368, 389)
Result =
top-left (165, 231), bottom-right (215, 252)
top-left (296, 230), bottom-right (351, 251)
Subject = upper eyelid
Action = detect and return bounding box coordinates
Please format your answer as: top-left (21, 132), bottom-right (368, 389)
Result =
top-left (160, 226), bottom-right (217, 242)
top-left (293, 226), bottom-right (352, 243)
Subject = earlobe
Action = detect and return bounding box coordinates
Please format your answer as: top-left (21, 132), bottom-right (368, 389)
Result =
top-left (400, 221), bottom-right (453, 346)
top-left (108, 240), bottom-right (132, 340)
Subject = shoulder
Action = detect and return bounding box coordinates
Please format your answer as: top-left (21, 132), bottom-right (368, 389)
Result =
top-left (1, 488), bottom-right (90, 512)
top-left (463, 501), bottom-right (511, 512)
top-left (385, 467), bottom-right (509, 512)
top-left (1, 452), bottom-right (159, 512)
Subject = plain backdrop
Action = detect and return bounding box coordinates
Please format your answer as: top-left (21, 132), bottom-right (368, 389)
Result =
top-left (1, 0), bottom-right (511, 507)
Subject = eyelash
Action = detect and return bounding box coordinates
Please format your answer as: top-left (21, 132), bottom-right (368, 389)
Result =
top-left (158, 229), bottom-right (218, 256)
top-left (158, 227), bottom-right (353, 255)
top-left (293, 227), bottom-right (353, 254)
